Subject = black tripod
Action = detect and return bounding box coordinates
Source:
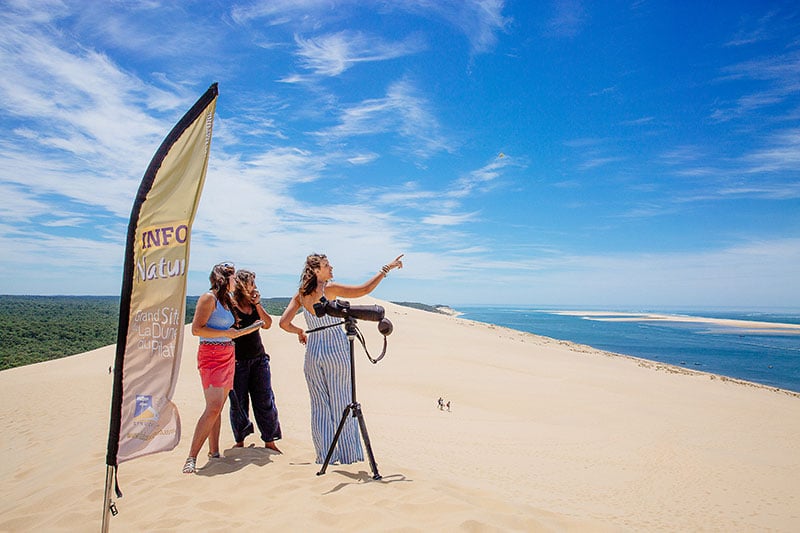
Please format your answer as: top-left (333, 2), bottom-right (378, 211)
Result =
top-left (311, 316), bottom-right (382, 480)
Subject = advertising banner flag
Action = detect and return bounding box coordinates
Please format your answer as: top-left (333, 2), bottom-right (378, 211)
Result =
top-left (106, 83), bottom-right (218, 467)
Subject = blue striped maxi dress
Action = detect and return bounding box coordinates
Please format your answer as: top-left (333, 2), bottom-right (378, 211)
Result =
top-left (302, 308), bottom-right (364, 464)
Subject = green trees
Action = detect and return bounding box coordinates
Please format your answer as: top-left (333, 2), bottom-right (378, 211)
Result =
top-left (0, 296), bottom-right (119, 370)
top-left (0, 296), bottom-right (289, 370)
top-left (0, 296), bottom-right (432, 370)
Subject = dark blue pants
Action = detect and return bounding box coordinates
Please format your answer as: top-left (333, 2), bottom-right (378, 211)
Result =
top-left (228, 355), bottom-right (281, 443)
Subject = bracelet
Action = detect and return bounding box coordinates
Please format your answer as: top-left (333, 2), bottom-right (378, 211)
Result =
top-left (381, 265), bottom-right (390, 277)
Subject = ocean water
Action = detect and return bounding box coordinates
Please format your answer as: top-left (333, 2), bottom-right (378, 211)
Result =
top-left (456, 307), bottom-right (800, 393)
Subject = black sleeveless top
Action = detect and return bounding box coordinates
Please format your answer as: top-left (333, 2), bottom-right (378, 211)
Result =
top-left (232, 306), bottom-right (268, 360)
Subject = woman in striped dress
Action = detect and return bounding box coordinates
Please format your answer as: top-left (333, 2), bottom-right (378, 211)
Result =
top-left (280, 253), bottom-right (403, 464)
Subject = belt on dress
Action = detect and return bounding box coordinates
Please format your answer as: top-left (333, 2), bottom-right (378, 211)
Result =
top-left (199, 340), bottom-right (233, 346)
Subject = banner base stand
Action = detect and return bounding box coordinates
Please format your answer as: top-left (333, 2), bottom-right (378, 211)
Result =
top-left (101, 465), bottom-right (116, 532)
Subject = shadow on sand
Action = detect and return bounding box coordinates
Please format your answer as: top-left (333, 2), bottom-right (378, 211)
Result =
top-left (322, 470), bottom-right (411, 494)
top-left (195, 444), bottom-right (281, 477)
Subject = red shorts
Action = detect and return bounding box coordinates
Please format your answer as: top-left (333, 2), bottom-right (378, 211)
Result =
top-left (197, 343), bottom-right (235, 390)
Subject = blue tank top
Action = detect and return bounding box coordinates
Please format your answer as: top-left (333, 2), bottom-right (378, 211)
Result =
top-left (199, 296), bottom-right (235, 343)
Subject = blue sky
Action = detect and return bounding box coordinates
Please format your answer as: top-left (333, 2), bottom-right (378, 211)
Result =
top-left (1, 1), bottom-right (799, 308)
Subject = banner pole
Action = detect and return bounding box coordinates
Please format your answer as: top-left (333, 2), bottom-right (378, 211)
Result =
top-left (101, 465), bottom-right (115, 532)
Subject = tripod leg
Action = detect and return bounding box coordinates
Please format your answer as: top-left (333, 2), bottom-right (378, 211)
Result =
top-left (353, 404), bottom-right (382, 480)
top-left (316, 320), bottom-right (382, 480)
top-left (317, 404), bottom-right (353, 476)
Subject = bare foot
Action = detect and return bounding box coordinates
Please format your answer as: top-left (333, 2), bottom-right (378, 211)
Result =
top-left (265, 441), bottom-right (282, 453)
top-left (234, 441), bottom-right (244, 448)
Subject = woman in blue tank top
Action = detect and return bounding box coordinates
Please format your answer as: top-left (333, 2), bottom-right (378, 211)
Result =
top-left (279, 253), bottom-right (404, 466)
top-left (183, 262), bottom-right (250, 474)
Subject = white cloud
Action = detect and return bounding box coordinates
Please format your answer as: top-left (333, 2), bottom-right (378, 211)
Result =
top-left (346, 152), bottom-right (379, 165)
top-left (421, 212), bottom-right (478, 226)
top-left (660, 146), bottom-right (705, 165)
top-left (0, 13), bottom-right (195, 219)
top-left (450, 154), bottom-right (511, 197)
top-left (620, 116), bottom-right (655, 126)
top-left (743, 128), bottom-right (800, 173)
top-left (1, 1), bottom-right (798, 313)
top-left (717, 184), bottom-right (800, 200)
top-left (578, 156), bottom-right (624, 171)
top-left (373, 184), bottom-right (440, 206)
top-left (724, 9), bottom-right (779, 47)
top-left (231, 0), bottom-right (333, 26)
top-left (424, 238), bottom-right (800, 307)
top-left (544, 0), bottom-right (586, 39)
top-left (232, 0), bottom-right (508, 54)
top-left (314, 80), bottom-right (451, 157)
top-left (406, 0), bottom-right (509, 53)
top-left (0, 223), bottom-right (124, 270)
top-left (712, 50), bottom-right (800, 122)
top-left (0, 184), bottom-right (50, 222)
top-left (293, 30), bottom-right (425, 77)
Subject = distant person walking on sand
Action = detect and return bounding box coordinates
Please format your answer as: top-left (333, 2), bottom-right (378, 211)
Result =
top-left (228, 269), bottom-right (282, 453)
top-left (183, 262), bottom-right (250, 474)
top-left (280, 253), bottom-right (403, 465)
top-left (446, 400), bottom-right (451, 412)
top-left (438, 397), bottom-right (444, 410)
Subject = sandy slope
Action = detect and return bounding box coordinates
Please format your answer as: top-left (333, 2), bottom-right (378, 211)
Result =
top-left (1, 299), bottom-right (798, 532)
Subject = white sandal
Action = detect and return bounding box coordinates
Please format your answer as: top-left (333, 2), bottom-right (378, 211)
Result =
top-left (182, 457), bottom-right (197, 474)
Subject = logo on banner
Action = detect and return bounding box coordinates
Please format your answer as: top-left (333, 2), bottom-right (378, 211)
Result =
top-left (133, 394), bottom-right (159, 422)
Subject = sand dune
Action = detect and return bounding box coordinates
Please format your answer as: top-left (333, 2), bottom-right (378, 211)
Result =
top-left (1, 299), bottom-right (798, 531)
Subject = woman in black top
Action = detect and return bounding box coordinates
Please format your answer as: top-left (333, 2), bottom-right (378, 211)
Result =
top-left (229, 269), bottom-right (282, 452)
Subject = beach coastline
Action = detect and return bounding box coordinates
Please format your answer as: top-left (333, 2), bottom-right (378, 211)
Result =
top-left (452, 311), bottom-right (800, 399)
top-left (552, 310), bottom-right (800, 334)
top-left (456, 305), bottom-right (800, 394)
top-left (433, 305), bottom-right (462, 317)
top-left (1, 298), bottom-right (799, 531)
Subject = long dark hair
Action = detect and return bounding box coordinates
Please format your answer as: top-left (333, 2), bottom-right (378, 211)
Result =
top-left (300, 254), bottom-right (327, 296)
top-left (209, 262), bottom-right (236, 314)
